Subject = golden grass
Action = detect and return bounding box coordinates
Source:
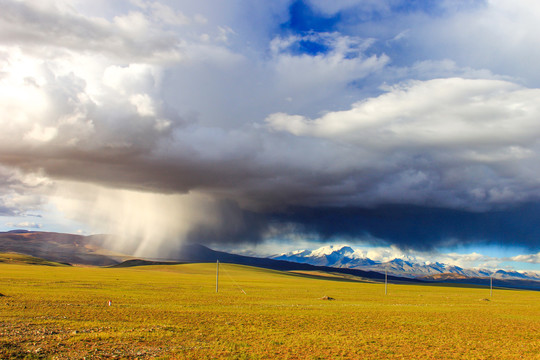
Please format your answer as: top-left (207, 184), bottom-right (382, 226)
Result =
top-left (1, 261), bottom-right (539, 359)
top-left (0, 253), bottom-right (69, 267)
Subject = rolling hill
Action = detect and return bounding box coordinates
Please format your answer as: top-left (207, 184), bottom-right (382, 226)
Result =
top-left (1, 230), bottom-right (539, 290)
top-left (0, 230), bottom-right (415, 283)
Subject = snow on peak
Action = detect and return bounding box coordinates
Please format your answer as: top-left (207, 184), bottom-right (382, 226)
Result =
top-left (270, 245), bottom-right (540, 281)
top-left (310, 244), bottom-right (355, 257)
top-left (277, 249), bottom-right (311, 257)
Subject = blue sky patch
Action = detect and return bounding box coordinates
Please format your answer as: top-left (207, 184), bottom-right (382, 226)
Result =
top-left (281, 0), bottom-right (341, 34)
top-left (295, 39), bottom-right (329, 56)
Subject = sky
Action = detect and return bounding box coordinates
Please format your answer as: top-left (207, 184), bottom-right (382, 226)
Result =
top-left (0, 0), bottom-right (540, 271)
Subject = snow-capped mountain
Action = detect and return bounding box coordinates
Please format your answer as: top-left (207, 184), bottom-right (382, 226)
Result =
top-left (271, 245), bottom-right (540, 281)
top-left (273, 245), bottom-right (376, 268)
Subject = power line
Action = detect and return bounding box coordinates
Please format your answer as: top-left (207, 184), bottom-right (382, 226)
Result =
top-left (215, 261), bottom-right (247, 295)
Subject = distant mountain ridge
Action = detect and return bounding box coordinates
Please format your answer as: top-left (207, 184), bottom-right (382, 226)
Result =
top-left (2, 230), bottom-right (539, 290)
top-left (272, 245), bottom-right (540, 281)
top-left (0, 230), bottom-right (415, 283)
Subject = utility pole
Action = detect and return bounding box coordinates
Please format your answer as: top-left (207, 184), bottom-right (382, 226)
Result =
top-left (216, 260), bottom-right (219, 293)
top-left (385, 269), bottom-right (388, 295)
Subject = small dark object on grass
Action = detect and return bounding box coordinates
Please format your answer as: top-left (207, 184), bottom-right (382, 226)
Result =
top-left (321, 296), bottom-right (335, 300)
top-left (480, 298), bottom-right (490, 301)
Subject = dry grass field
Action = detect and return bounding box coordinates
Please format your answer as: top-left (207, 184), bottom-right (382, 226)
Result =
top-left (1, 254), bottom-right (539, 359)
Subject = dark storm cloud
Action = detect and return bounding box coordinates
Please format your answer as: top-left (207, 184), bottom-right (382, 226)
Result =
top-left (271, 204), bottom-right (540, 251)
top-left (178, 201), bottom-right (540, 252)
top-left (3, 0), bottom-right (540, 253)
top-left (185, 200), bottom-right (271, 245)
top-left (4, 75), bottom-right (540, 252)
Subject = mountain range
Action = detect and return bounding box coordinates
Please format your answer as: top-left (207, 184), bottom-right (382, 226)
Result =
top-left (1, 230), bottom-right (539, 290)
top-left (271, 245), bottom-right (540, 281)
top-left (0, 230), bottom-right (415, 283)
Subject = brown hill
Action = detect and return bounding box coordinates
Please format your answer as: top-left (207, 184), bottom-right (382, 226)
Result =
top-left (0, 230), bottom-right (124, 266)
top-left (419, 273), bottom-right (470, 281)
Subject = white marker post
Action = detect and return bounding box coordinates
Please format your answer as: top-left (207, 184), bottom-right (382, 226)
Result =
top-left (216, 260), bottom-right (219, 293)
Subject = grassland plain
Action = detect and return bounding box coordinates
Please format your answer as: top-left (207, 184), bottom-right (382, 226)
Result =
top-left (0, 257), bottom-right (539, 359)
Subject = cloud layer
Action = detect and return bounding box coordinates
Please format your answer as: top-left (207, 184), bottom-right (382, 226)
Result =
top-left (1, 0), bottom-right (540, 254)
top-left (268, 78), bottom-right (540, 210)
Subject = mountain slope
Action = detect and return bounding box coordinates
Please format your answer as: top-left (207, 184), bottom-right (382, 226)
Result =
top-left (274, 245), bottom-right (377, 268)
top-left (0, 230), bottom-right (123, 266)
top-left (273, 244), bottom-right (540, 281)
top-left (2, 230), bottom-right (538, 290)
top-left (0, 230), bottom-right (417, 283)
top-left (171, 243), bottom-right (417, 283)
top-left (0, 252), bottom-right (71, 266)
